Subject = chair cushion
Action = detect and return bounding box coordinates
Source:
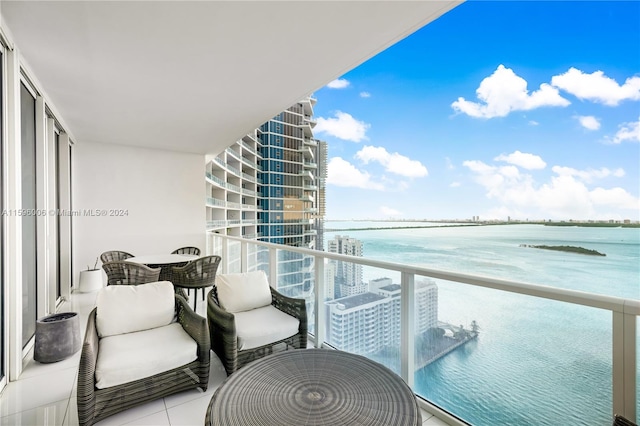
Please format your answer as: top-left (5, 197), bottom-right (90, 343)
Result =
top-left (216, 271), bottom-right (272, 313)
top-left (95, 322), bottom-right (198, 389)
top-left (96, 281), bottom-right (175, 337)
top-left (235, 305), bottom-right (300, 350)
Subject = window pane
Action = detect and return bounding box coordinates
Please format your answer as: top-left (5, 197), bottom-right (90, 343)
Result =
top-left (20, 83), bottom-right (37, 348)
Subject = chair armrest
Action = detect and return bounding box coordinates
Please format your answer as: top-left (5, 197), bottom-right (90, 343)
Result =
top-left (270, 287), bottom-right (307, 335)
top-left (206, 290), bottom-right (236, 334)
top-left (77, 309), bottom-right (99, 426)
top-left (176, 295), bottom-right (210, 360)
top-left (207, 289), bottom-right (238, 374)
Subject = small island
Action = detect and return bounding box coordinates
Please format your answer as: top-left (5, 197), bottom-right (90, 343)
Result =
top-left (520, 244), bottom-right (606, 256)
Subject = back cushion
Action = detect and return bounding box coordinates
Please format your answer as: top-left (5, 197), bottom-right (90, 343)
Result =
top-left (96, 281), bottom-right (175, 337)
top-left (216, 271), bottom-right (272, 313)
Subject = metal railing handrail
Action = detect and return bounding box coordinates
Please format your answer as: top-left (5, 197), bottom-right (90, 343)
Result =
top-left (207, 231), bottom-right (638, 422)
top-left (208, 232), bottom-right (638, 312)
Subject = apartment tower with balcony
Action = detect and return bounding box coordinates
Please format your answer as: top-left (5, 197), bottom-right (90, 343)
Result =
top-left (206, 98), bottom-right (325, 303)
top-left (326, 278), bottom-right (438, 356)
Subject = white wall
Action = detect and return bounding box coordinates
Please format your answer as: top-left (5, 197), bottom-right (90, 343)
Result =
top-left (73, 142), bottom-right (206, 285)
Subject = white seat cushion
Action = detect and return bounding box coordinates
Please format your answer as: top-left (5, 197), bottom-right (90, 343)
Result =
top-left (235, 305), bottom-right (300, 350)
top-left (96, 281), bottom-right (175, 337)
top-left (95, 322), bottom-right (197, 389)
top-left (216, 271), bottom-right (272, 313)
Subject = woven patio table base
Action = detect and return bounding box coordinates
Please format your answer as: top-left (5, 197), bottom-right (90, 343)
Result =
top-left (205, 348), bottom-right (421, 426)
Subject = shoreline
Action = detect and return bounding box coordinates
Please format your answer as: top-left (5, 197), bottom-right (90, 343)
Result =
top-left (326, 221), bottom-right (640, 232)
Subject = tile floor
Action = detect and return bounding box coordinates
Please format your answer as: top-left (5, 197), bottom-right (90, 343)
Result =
top-left (0, 289), bottom-right (452, 426)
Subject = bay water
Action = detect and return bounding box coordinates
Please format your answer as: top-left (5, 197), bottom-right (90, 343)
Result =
top-left (325, 222), bottom-right (639, 426)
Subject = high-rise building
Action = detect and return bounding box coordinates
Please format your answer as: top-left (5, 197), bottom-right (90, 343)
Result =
top-left (327, 235), bottom-right (365, 298)
top-left (326, 279), bottom-right (438, 355)
top-left (205, 97), bottom-right (324, 314)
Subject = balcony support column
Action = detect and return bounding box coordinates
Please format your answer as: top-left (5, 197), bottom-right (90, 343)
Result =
top-left (240, 240), bottom-right (248, 272)
top-left (400, 272), bottom-right (415, 389)
top-left (314, 256), bottom-right (325, 347)
top-left (613, 307), bottom-right (637, 422)
top-left (220, 235), bottom-right (229, 274)
top-left (268, 247), bottom-right (277, 288)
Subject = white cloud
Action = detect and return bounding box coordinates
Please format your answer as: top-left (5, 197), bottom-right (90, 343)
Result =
top-left (528, 120), bottom-right (539, 126)
top-left (449, 181), bottom-right (461, 188)
top-left (463, 158), bottom-right (639, 219)
top-left (577, 115), bottom-right (601, 131)
top-left (326, 78), bottom-right (350, 89)
top-left (551, 68), bottom-right (640, 106)
top-left (355, 145), bottom-right (428, 178)
top-left (314, 111), bottom-right (370, 142)
top-left (326, 157), bottom-right (384, 190)
top-left (611, 117), bottom-right (640, 144)
top-left (380, 206), bottom-right (403, 217)
top-left (445, 157), bottom-right (455, 170)
top-left (590, 187), bottom-right (639, 210)
top-left (359, 91), bottom-right (371, 98)
top-left (463, 160), bottom-right (495, 174)
top-left (494, 151), bottom-right (546, 170)
top-left (451, 65), bottom-right (570, 118)
top-left (552, 166), bottom-right (625, 183)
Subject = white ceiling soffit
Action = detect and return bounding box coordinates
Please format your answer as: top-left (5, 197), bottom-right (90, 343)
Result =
top-left (1, 1), bottom-right (462, 155)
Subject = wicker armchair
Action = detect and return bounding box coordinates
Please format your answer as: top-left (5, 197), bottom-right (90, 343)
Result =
top-left (172, 255), bottom-right (221, 310)
top-left (102, 261), bottom-right (161, 286)
top-left (99, 250), bottom-right (134, 263)
top-left (207, 272), bottom-right (307, 376)
top-left (171, 246), bottom-right (201, 256)
top-left (614, 415), bottom-right (637, 426)
top-left (77, 290), bottom-right (210, 426)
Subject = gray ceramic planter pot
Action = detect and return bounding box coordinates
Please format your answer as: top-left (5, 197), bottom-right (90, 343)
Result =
top-left (34, 312), bottom-right (81, 363)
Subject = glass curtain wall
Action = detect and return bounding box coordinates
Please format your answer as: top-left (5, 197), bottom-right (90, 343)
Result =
top-left (20, 82), bottom-right (37, 348)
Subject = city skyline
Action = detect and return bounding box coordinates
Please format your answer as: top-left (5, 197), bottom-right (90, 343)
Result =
top-left (311, 1), bottom-right (640, 222)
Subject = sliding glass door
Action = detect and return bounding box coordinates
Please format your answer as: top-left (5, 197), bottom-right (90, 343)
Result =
top-left (20, 82), bottom-right (37, 348)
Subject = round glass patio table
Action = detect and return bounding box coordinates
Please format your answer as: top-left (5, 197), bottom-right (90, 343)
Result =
top-left (204, 349), bottom-right (421, 426)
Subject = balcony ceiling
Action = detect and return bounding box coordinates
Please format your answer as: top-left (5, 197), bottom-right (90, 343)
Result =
top-left (1, 1), bottom-right (461, 155)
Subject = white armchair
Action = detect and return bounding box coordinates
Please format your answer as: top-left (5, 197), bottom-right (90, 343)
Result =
top-left (77, 281), bottom-right (210, 426)
top-left (207, 271), bottom-right (307, 376)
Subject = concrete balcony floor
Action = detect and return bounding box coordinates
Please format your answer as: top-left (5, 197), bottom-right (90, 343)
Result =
top-left (0, 290), bottom-right (450, 425)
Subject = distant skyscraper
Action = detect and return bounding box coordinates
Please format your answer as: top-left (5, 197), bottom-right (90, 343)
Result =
top-left (327, 235), bottom-right (366, 298)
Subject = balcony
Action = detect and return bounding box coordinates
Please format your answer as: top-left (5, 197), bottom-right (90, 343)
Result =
top-left (304, 137), bottom-right (318, 147)
top-left (298, 170), bottom-right (314, 180)
top-left (205, 197), bottom-right (226, 207)
top-left (0, 2), bottom-right (635, 425)
top-left (207, 233), bottom-right (639, 426)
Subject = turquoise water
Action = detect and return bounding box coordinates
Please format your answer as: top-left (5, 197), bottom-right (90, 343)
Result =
top-left (325, 222), bottom-right (639, 426)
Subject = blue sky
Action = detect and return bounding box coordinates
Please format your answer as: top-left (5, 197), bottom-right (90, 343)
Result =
top-left (311, 1), bottom-right (640, 222)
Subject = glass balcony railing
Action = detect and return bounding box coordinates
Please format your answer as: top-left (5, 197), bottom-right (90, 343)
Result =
top-left (206, 232), bottom-right (639, 425)
top-left (206, 197), bottom-right (225, 207)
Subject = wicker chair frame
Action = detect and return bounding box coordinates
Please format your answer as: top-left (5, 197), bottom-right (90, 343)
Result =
top-left (614, 415), bottom-right (637, 426)
top-left (172, 255), bottom-right (221, 310)
top-left (102, 261), bottom-right (161, 286)
top-left (77, 295), bottom-right (210, 426)
top-left (99, 250), bottom-right (134, 264)
top-left (207, 285), bottom-right (307, 376)
top-left (171, 246), bottom-right (201, 256)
